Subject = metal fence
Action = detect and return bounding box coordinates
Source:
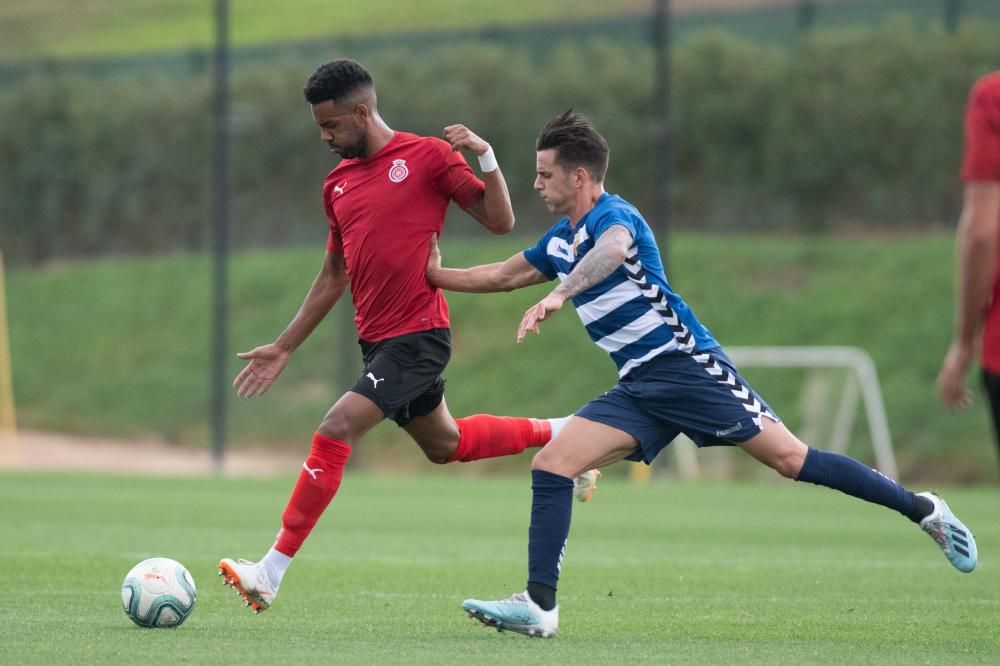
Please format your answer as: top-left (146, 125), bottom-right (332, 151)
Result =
top-left (1, 0), bottom-right (997, 85)
top-left (3, 0), bottom-right (998, 271)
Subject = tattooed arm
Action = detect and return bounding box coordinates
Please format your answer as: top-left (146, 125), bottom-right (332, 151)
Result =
top-left (516, 224), bottom-right (633, 342)
top-left (553, 225), bottom-right (633, 300)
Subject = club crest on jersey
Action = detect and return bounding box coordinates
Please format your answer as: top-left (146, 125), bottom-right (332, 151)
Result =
top-left (388, 159), bottom-right (409, 183)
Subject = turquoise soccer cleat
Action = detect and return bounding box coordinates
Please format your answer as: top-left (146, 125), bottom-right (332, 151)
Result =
top-left (917, 492), bottom-right (978, 573)
top-left (462, 592), bottom-right (558, 638)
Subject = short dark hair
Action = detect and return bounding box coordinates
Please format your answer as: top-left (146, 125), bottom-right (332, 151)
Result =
top-left (303, 59), bottom-right (374, 105)
top-left (535, 109), bottom-right (609, 182)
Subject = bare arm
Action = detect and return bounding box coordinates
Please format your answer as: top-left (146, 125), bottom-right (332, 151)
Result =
top-left (443, 124), bottom-right (515, 234)
top-left (552, 225), bottom-right (633, 301)
top-left (938, 182), bottom-right (1000, 408)
top-left (953, 183), bottom-right (1000, 346)
top-left (517, 225), bottom-right (634, 342)
top-left (426, 233), bottom-right (547, 293)
top-left (274, 250), bottom-right (350, 352)
top-left (233, 250), bottom-right (350, 397)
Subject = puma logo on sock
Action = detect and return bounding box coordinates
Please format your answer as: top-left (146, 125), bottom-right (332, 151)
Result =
top-left (302, 462), bottom-right (324, 480)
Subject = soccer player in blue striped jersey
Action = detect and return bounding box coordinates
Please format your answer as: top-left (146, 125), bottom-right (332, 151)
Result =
top-left (426, 110), bottom-right (978, 638)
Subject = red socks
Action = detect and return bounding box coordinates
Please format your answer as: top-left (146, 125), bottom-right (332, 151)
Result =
top-left (274, 432), bottom-right (352, 557)
top-left (447, 415), bottom-right (552, 463)
top-left (272, 418), bottom-right (546, 553)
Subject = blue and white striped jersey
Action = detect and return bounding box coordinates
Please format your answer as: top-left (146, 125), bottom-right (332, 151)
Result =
top-left (523, 193), bottom-right (719, 377)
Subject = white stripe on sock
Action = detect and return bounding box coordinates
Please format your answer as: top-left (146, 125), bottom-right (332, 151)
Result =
top-left (547, 416), bottom-right (572, 441)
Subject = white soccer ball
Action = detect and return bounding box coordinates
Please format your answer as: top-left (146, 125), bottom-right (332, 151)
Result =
top-left (121, 557), bottom-right (197, 628)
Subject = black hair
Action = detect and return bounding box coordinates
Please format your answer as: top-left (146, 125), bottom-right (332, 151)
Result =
top-left (303, 59), bottom-right (374, 105)
top-left (535, 109), bottom-right (609, 182)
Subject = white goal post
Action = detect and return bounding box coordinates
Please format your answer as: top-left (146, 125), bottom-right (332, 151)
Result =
top-left (654, 346), bottom-right (898, 482)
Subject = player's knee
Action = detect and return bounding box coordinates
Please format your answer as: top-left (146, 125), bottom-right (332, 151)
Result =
top-left (530, 447), bottom-right (557, 473)
top-left (317, 412), bottom-right (356, 444)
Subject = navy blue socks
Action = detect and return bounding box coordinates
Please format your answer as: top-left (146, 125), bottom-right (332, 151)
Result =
top-left (796, 447), bottom-right (932, 523)
top-left (524, 451), bottom-right (933, 616)
top-left (526, 469), bottom-right (574, 610)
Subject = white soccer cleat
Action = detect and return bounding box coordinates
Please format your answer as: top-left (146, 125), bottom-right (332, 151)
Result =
top-left (218, 557), bottom-right (278, 613)
top-left (573, 469), bottom-right (601, 502)
top-left (917, 492), bottom-right (978, 573)
top-left (462, 591), bottom-right (558, 638)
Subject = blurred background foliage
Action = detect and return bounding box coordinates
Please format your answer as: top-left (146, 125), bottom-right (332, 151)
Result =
top-left (3, 12), bottom-right (1000, 265)
top-left (4, 0), bottom-right (1000, 482)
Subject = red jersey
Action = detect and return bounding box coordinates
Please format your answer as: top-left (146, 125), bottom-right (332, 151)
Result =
top-left (322, 131), bottom-right (485, 342)
top-left (961, 72), bottom-right (1000, 372)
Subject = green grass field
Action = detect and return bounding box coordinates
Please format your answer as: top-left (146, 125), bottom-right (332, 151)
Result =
top-left (1, 470), bottom-right (998, 664)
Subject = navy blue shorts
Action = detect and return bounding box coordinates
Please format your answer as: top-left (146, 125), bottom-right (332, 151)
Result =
top-left (576, 348), bottom-right (778, 464)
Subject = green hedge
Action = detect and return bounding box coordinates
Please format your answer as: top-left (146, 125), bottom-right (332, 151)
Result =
top-left (3, 20), bottom-right (999, 264)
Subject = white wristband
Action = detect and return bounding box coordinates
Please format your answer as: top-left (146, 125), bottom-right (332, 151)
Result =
top-left (477, 147), bottom-right (499, 173)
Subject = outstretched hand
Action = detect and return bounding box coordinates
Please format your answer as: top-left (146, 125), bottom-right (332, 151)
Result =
top-left (232, 343), bottom-right (292, 398)
top-left (517, 293), bottom-right (566, 343)
top-left (443, 124), bottom-right (490, 156)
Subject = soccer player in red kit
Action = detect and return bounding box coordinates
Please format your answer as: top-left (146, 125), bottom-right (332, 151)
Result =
top-left (218, 59), bottom-right (597, 613)
top-left (938, 70), bottom-right (1000, 472)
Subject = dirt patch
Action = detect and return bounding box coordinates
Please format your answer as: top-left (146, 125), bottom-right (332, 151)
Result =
top-left (0, 430), bottom-right (302, 477)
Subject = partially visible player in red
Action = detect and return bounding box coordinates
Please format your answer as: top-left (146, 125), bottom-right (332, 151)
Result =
top-left (218, 59), bottom-right (596, 613)
top-left (938, 70), bottom-right (1000, 472)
